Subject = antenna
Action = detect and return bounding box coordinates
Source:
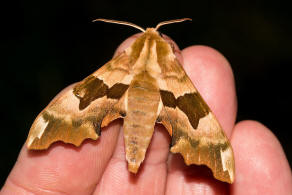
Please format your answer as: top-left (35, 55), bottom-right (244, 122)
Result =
top-left (155, 18), bottom-right (192, 31)
top-left (93, 18), bottom-right (192, 32)
top-left (92, 18), bottom-right (145, 32)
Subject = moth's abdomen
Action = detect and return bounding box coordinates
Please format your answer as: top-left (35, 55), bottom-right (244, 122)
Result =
top-left (123, 72), bottom-right (160, 173)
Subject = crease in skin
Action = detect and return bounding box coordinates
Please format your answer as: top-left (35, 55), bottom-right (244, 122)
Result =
top-left (6, 177), bottom-right (70, 195)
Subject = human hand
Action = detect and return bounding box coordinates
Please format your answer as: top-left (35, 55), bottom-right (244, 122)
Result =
top-left (1, 35), bottom-right (292, 195)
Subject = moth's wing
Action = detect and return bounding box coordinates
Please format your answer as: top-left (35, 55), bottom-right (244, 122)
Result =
top-left (157, 59), bottom-right (235, 184)
top-left (27, 52), bottom-right (131, 149)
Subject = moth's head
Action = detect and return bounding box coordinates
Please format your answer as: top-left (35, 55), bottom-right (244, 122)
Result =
top-left (143, 28), bottom-right (161, 39)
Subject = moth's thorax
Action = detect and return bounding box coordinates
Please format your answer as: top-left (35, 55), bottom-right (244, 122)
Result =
top-left (125, 28), bottom-right (176, 79)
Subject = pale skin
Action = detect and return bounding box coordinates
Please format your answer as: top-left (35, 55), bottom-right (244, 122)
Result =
top-left (1, 34), bottom-right (292, 195)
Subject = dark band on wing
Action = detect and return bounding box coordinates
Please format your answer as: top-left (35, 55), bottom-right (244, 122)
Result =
top-left (73, 76), bottom-right (129, 110)
top-left (160, 90), bottom-right (210, 129)
top-left (74, 76), bottom-right (108, 110)
top-left (107, 83), bottom-right (129, 99)
top-left (160, 90), bottom-right (176, 108)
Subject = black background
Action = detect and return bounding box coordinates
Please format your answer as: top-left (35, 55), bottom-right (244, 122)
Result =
top-left (1, 0), bottom-right (291, 187)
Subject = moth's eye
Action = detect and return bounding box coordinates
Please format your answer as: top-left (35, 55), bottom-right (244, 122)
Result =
top-left (159, 31), bottom-right (163, 37)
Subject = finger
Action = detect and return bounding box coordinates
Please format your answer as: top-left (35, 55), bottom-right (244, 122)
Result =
top-left (1, 85), bottom-right (121, 194)
top-left (231, 120), bottom-right (292, 194)
top-left (166, 46), bottom-right (237, 194)
top-left (94, 34), bottom-right (171, 195)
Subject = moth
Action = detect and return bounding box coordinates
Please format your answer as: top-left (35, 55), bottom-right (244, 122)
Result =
top-left (26, 18), bottom-right (235, 183)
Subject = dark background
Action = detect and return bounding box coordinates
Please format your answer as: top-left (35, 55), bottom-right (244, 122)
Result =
top-left (1, 0), bottom-right (291, 187)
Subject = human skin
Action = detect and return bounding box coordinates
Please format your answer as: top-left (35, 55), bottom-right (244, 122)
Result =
top-left (1, 34), bottom-right (292, 195)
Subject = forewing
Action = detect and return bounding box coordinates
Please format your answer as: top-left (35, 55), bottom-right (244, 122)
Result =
top-left (157, 58), bottom-right (235, 184)
top-left (26, 52), bottom-right (131, 149)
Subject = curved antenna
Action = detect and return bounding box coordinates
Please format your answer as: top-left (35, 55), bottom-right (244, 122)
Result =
top-left (155, 18), bottom-right (192, 31)
top-left (92, 18), bottom-right (145, 32)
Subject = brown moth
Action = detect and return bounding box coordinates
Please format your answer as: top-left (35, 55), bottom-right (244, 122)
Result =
top-left (26, 18), bottom-right (235, 183)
